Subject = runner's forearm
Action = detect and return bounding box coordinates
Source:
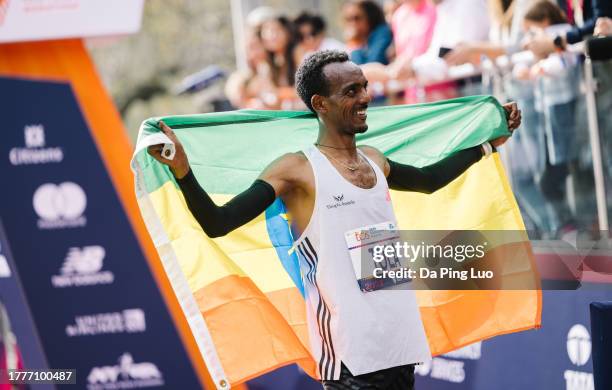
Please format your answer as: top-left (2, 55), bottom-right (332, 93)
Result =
top-left (176, 169), bottom-right (276, 237)
top-left (386, 146), bottom-right (484, 193)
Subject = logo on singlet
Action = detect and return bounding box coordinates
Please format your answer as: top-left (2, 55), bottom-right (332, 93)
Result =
top-left (326, 194), bottom-right (355, 209)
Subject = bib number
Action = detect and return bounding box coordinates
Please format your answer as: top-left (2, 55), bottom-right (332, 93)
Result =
top-left (344, 222), bottom-right (412, 292)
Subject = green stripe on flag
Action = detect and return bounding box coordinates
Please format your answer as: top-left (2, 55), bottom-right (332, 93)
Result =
top-left (134, 95), bottom-right (508, 195)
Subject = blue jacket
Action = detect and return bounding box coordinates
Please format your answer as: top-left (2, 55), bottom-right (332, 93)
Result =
top-left (350, 24), bottom-right (393, 65)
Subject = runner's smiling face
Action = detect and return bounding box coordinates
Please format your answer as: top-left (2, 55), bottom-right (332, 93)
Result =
top-left (320, 61), bottom-right (371, 135)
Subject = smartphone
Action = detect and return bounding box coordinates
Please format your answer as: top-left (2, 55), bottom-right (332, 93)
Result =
top-left (439, 47), bottom-right (452, 58)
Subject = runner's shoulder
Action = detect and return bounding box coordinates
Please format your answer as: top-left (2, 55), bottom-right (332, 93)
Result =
top-left (274, 151), bottom-right (309, 171)
top-left (358, 145), bottom-right (388, 171)
top-left (260, 151), bottom-right (311, 182)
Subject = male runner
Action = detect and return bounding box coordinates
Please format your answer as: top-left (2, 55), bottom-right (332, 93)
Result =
top-left (148, 50), bottom-right (521, 389)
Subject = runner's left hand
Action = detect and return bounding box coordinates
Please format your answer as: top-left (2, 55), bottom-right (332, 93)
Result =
top-left (490, 102), bottom-right (521, 148)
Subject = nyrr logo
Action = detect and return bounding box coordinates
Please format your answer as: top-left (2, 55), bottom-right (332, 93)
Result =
top-left (9, 124), bottom-right (64, 165)
top-left (51, 246), bottom-right (114, 287)
top-left (87, 353), bottom-right (164, 390)
top-left (564, 324), bottom-right (594, 390)
top-left (66, 308), bottom-right (146, 337)
top-left (33, 182), bottom-right (86, 229)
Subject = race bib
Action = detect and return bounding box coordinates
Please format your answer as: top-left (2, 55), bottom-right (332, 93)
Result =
top-left (344, 222), bottom-right (412, 292)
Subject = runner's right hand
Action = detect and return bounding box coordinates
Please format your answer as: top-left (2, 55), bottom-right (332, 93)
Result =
top-left (147, 121), bottom-right (191, 179)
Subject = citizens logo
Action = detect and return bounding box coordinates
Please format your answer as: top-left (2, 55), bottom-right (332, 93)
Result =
top-left (0, 242), bottom-right (10, 278)
top-left (66, 308), bottom-right (146, 337)
top-left (564, 324), bottom-right (594, 390)
top-left (326, 194), bottom-right (355, 209)
top-left (51, 246), bottom-right (114, 287)
top-left (33, 182), bottom-right (86, 229)
top-left (9, 124), bottom-right (64, 165)
top-left (87, 353), bottom-right (164, 389)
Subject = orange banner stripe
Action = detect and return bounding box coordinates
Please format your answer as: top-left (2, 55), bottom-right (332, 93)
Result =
top-left (0, 39), bottom-right (219, 389)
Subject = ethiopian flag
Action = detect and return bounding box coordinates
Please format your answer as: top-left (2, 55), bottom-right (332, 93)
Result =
top-left (131, 95), bottom-right (541, 388)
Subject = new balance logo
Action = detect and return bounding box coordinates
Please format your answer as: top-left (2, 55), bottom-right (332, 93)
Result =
top-left (51, 246), bottom-right (114, 287)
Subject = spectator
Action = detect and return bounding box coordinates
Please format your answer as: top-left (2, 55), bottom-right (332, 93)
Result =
top-left (342, 0), bottom-right (394, 64)
top-left (440, 0), bottom-right (563, 235)
top-left (521, 0), bottom-right (581, 235)
top-left (361, 0), bottom-right (491, 102)
top-left (225, 31), bottom-right (272, 109)
top-left (445, 0), bottom-right (535, 66)
top-left (524, 0), bottom-right (612, 57)
top-left (294, 11), bottom-right (345, 62)
top-left (259, 16), bottom-right (299, 88)
top-left (391, 0), bottom-right (437, 64)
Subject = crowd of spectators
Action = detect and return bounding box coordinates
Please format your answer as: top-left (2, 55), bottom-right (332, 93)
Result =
top-left (224, 0), bottom-right (612, 238)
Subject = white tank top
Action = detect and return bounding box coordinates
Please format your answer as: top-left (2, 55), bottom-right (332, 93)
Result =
top-left (293, 146), bottom-right (431, 380)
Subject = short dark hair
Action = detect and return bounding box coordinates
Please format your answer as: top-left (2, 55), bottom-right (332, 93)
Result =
top-left (294, 11), bottom-right (326, 36)
top-left (295, 50), bottom-right (350, 113)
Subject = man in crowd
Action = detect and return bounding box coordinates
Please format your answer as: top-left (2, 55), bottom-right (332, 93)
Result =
top-left (148, 50), bottom-right (521, 389)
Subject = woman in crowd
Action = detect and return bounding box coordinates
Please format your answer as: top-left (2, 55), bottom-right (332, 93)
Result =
top-left (224, 30), bottom-right (273, 109)
top-left (342, 0), bottom-right (394, 65)
top-left (256, 16), bottom-right (305, 109)
top-left (516, 0), bottom-right (581, 235)
top-left (259, 16), bottom-right (299, 88)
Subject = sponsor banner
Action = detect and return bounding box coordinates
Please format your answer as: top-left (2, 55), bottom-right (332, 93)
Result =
top-left (51, 246), bottom-right (114, 288)
top-left (33, 182), bottom-right (87, 229)
top-left (65, 308), bottom-right (146, 337)
top-left (9, 124), bottom-right (64, 165)
top-left (0, 0), bottom-right (144, 43)
top-left (0, 77), bottom-right (201, 388)
top-left (0, 219), bottom-right (51, 388)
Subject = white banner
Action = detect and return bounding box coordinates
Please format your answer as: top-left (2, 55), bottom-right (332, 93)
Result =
top-left (0, 0), bottom-right (144, 43)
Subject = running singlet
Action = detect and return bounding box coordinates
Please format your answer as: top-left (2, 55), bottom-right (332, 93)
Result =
top-left (293, 146), bottom-right (431, 381)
